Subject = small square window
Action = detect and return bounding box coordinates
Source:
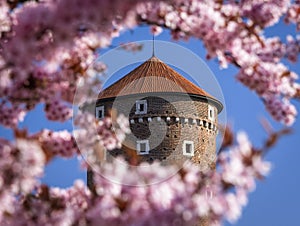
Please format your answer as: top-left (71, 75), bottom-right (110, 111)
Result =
top-left (135, 100), bottom-right (147, 114)
top-left (96, 106), bottom-right (104, 119)
top-left (183, 140), bottom-right (194, 156)
top-left (137, 140), bottom-right (150, 155)
top-left (185, 143), bottom-right (192, 154)
top-left (208, 105), bottom-right (215, 121)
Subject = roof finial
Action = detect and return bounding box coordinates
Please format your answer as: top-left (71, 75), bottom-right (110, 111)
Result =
top-left (152, 34), bottom-right (155, 57)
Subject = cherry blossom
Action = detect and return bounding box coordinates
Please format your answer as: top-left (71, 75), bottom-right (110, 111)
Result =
top-left (73, 112), bottom-right (130, 154)
top-left (150, 25), bottom-right (163, 36)
top-left (0, 130), bottom-right (274, 226)
top-left (36, 129), bottom-right (79, 159)
top-left (285, 0), bottom-right (300, 30)
top-left (0, 0), bottom-right (299, 126)
top-left (0, 138), bottom-right (45, 222)
top-left (0, 1), bottom-right (10, 36)
top-left (0, 1), bottom-right (299, 225)
top-left (136, 0), bottom-right (300, 125)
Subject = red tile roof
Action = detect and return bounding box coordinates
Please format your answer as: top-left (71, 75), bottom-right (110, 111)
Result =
top-left (98, 56), bottom-right (222, 112)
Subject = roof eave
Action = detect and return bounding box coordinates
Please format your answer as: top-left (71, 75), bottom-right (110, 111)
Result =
top-left (97, 92), bottom-right (223, 114)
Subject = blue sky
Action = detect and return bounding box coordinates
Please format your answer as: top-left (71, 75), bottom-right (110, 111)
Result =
top-left (0, 20), bottom-right (299, 226)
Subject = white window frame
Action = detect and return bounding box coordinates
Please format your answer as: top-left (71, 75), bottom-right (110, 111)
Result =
top-left (136, 140), bottom-right (150, 155)
top-left (135, 100), bottom-right (147, 114)
top-left (208, 105), bottom-right (215, 121)
top-left (96, 106), bottom-right (104, 119)
top-left (183, 140), bottom-right (194, 156)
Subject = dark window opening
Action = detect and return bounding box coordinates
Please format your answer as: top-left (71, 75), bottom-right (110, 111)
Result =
top-left (98, 110), bottom-right (103, 118)
top-left (185, 143), bottom-right (192, 154)
top-left (139, 104), bottom-right (144, 112)
top-left (140, 143), bottom-right (146, 153)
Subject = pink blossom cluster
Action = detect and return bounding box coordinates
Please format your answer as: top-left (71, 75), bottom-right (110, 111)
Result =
top-left (0, 0), bottom-right (299, 127)
top-left (0, 0), bottom-right (139, 127)
top-left (0, 138), bottom-right (45, 222)
top-left (0, 101), bottom-right (25, 128)
top-left (0, 1), bottom-right (10, 36)
top-left (135, 0), bottom-right (299, 125)
top-left (150, 25), bottom-right (163, 36)
top-left (0, 110), bottom-right (130, 222)
top-left (233, 34), bottom-right (300, 67)
top-left (45, 98), bottom-right (73, 122)
top-left (241, 0), bottom-right (290, 28)
top-left (74, 112), bottom-right (130, 154)
top-left (96, 116), bottom-right (127, 151)
top-left (236, 61), bottom-right (298, 125)
top-left (264, 96), bottom-right (297, 125)
top-left (0, 132), bottom-right (271, 226)
top-left (237, 62), bottom-right (297, 97)
top-left (1, 181), bottom-right (91, 226)
top-left (285, 35), bottom-right (300, 62)
top-left (285, 0), bottom-right (300, 30)
top-left (0, 138), bottom-right (45, 193)
top-left (218, 132), bottom-right (271, 192)
top-left (36, 129), bottom-right (79, 159)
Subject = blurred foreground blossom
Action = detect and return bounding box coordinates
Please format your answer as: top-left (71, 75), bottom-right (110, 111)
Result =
top-left (0, 0), bottom-right (298, 225)
top-left (0, 129), bottom-right (275, 226)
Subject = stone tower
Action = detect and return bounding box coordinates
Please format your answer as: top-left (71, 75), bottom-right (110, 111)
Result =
top-left (90, 56), bottom-right (223, 226)
top-left (94, 56), bottom-right (222, 169)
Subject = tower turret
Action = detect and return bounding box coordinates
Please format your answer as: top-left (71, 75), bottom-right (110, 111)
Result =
top-left (95, 56), bottom-right (222, 170)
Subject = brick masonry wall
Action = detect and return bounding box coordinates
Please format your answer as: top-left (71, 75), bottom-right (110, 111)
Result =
top-left (96, 93), bottom-right (218, 171)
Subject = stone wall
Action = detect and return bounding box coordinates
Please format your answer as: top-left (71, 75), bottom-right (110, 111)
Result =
top-left (96, 93), bottom-right (218, 171)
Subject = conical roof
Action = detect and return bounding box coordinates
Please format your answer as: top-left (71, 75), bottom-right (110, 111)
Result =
top-left (98, 56), bottom-right (222, 112)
